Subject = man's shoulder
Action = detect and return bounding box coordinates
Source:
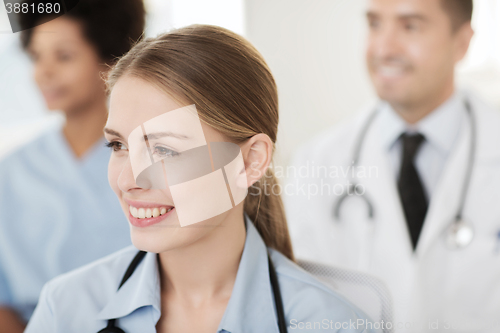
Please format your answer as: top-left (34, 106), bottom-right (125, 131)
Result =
top-left (466, 91), bottom-right (500, 159)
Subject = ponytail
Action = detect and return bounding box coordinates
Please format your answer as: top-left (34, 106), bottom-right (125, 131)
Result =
top-left (245, 168), bottom-right (295, 261)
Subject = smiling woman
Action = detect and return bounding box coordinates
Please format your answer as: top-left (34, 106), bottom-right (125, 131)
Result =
top-left (23, 25), bottom-right (376, 333)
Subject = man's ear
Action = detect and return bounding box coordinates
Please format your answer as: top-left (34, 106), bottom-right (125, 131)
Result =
top-left (240, 133), bottom-right (273, 188)
top-left (454, 22), bottom-right (474, 63)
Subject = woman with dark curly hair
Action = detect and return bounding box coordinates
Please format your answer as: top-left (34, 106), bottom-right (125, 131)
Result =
top-left (0, 1), bottom-right (145, 331)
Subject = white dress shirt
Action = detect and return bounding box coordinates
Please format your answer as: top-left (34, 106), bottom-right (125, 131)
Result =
top-left (378, 91), bottom-right (466, 200)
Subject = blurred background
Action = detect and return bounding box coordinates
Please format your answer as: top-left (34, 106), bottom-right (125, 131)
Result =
top-left (1, 0), bottom-right (500, 166)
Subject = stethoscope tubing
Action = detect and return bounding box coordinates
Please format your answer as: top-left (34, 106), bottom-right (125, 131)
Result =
top-left (99, 250), bottom-right (288, 333)
top-left (332, 98), bottom-right (477, 249)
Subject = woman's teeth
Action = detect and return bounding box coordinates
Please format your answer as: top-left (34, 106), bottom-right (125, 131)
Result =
top-left (129, 206), bottom-right (173, 219)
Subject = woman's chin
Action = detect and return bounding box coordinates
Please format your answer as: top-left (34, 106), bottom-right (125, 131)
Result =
top-left (130, 230), bottom-right (177, 254)
top-left (129, 221), bottom-right (216, 254)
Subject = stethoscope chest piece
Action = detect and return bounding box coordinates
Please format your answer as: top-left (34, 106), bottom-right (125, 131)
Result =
top-left (445, 219), bottom-right (474, 250)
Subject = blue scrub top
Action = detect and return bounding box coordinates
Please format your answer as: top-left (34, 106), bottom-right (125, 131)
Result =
top-left (25, 216), bottom-right (376, 333)
top-left (0, 127), bottom-right (131, 322)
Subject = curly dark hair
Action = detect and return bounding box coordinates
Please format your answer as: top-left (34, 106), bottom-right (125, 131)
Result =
top-left (19, 0), bottom-right (146, 64)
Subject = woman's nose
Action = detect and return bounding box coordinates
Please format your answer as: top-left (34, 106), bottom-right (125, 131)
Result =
top-left (119, 156), bottom-right (171, 191)
top-left (135, 161), bottom-right (170, 190)
top-left (117, 156), bottom-right (141, 192)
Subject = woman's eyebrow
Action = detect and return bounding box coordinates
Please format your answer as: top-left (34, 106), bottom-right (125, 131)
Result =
top-left (104, 128), bottom-right (123, 139)
top-left (144, 132), bottom-right (190, 140)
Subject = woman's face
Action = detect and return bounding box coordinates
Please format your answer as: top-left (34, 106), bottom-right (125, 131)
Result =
top-left (105, 76), bottom-right (238, 253)
top-left (29, 17), bottom-right (106, 114)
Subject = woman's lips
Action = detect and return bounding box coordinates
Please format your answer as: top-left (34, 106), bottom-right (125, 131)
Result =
top-left (124, 199), bottom-right (175, 228)
top-left (128, 206), bottom-right (175, 228)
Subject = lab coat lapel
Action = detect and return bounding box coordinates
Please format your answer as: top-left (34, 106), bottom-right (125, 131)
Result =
top-left (361, 109), bottom-right (413, 268)
top-left (415, 110), bottom-right (471, 256)
top-left (358, 111), bottom-right (419, 323)
top-left (364, 111), bottom-right (414, 261)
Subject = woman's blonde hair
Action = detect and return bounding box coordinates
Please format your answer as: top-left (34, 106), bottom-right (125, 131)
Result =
top-left (107, 24), bottom-right (294, 261)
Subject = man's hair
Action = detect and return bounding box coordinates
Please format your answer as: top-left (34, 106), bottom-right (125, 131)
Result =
top-left (440, 0), bottom-right (473, 31)
top-left (19, 0), bottom-right (146, 64)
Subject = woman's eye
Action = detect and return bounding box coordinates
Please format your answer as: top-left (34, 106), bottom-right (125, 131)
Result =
top-left (105, 141), bottom-right (128, 152)
top-left (153, 145), bottom-right (179, 158)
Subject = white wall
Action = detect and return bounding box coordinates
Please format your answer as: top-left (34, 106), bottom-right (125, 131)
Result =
top-left (145, 0), bottom-right (245, 37)
top-left (0, 36), bottom-right (63, 158)
top-left (245, 0), bottom-right (500, 167)
top-left (0, 0), bottom-right (245, 157)
top-left (245, 0), bottom-right (376, 166)
top-left (456, 0), bottom-right (500, 107)
top-left (2, 0), bottom-right (499, 160)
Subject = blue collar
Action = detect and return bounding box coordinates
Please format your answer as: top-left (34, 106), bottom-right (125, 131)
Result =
top-left (96, 216), bottom-right (279, 333)
top-left (216, 215), bottom-right (278, 332)
top-left (96, 250), bottom-right (161, 321)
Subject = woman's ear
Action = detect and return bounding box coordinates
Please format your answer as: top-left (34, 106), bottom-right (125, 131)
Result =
top-left (240, 134), bottom-right (273, 187)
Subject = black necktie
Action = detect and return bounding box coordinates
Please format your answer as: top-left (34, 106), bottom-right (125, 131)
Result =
top-left (397, 133), bottom-right (428, 250)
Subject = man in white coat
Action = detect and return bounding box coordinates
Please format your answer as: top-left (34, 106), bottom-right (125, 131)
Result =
top-left (285, 0), bottom-right (500, 331)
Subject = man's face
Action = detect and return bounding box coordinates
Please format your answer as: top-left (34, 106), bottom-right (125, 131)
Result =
top-left (366, 0), bottom-right (466, 109)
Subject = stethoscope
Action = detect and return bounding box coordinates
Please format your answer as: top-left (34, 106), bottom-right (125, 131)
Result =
top-left (332, 99), bottom-right (476, 250)
top-left (98, 250), bottom-right (288, 333)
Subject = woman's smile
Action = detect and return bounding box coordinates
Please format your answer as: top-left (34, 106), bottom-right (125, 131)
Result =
top-left (124, 198), bottom-right (176, 228)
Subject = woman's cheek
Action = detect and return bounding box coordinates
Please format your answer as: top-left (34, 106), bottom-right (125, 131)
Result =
top-left (107, 155), bottom-right (121, 196)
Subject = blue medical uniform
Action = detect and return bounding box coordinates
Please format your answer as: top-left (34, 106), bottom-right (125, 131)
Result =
top-left (25, 216), bottom-right (376, 333)
top-left (0, 127), bottom-right (131, 322)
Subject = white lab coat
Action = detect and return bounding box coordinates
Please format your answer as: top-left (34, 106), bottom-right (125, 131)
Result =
top-left (284, 91), bottom-right (500, 332)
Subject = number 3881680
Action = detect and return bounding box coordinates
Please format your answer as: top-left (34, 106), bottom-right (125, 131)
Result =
top-left (5, 2), bottom-right (61, 14)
